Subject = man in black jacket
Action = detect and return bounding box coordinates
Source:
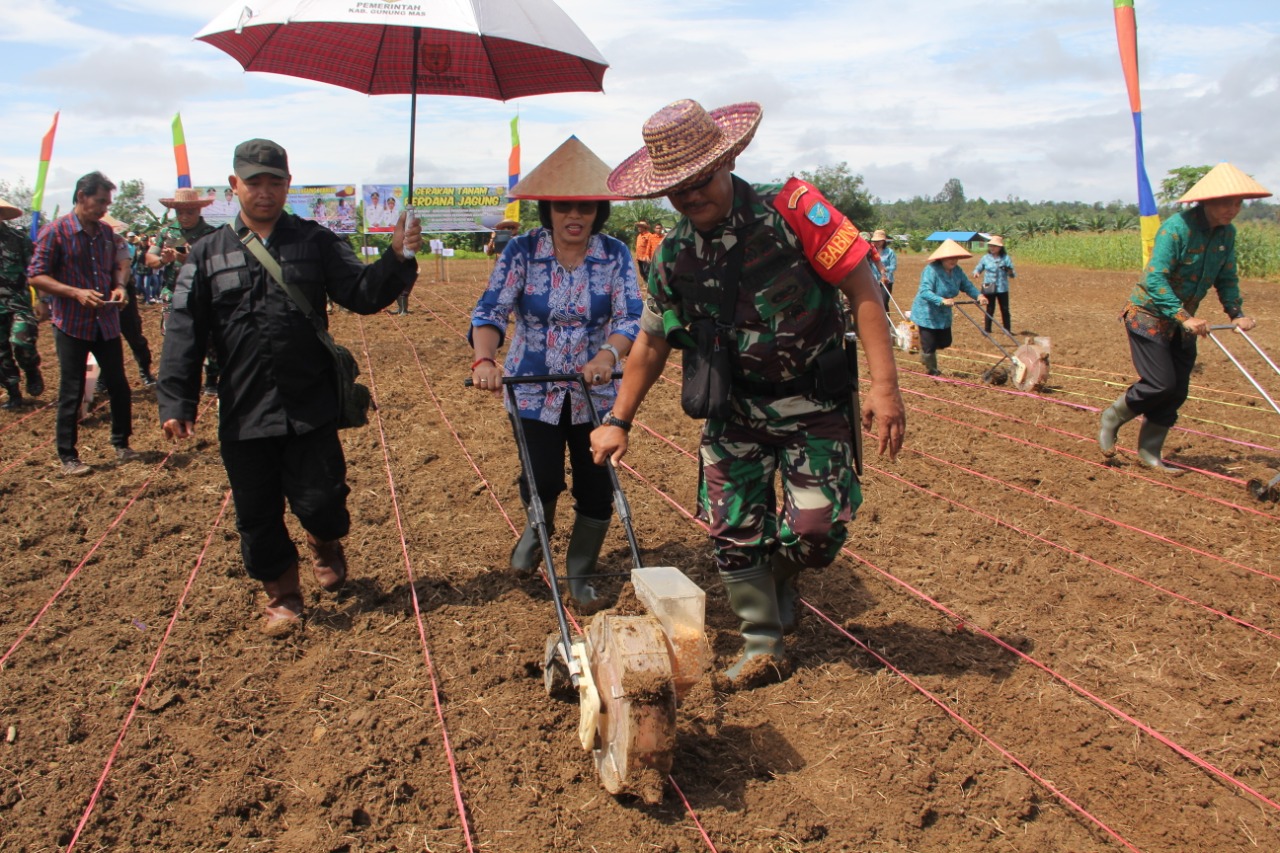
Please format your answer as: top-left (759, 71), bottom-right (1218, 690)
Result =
top-left (157, 139), bottom-right (421, 635)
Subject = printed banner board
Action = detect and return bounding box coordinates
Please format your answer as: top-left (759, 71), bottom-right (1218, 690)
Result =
top-left (363, 183), bottom-right (507, 233)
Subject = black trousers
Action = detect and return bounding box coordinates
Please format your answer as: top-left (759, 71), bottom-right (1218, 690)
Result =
top-left (917, 325), bottom-right (953, 355)
top-left (220, 425), bottom-right (351, 581)
top-left (118, 286), bottom-right (153, 376)
top-left (53, 327), bottom-right (132, 461)
top-left (513, 401), bottom-right (612, 523)
top-left (983, 292), bottom-right (1011, 332)
top-left (1124, 324), bottom-right (1197, 427)
top-left (880, 279), bottom-right (894, 311)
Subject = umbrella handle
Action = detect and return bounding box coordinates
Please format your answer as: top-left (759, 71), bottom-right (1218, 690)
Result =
top-left (401, 207), bottom-right (418, 259)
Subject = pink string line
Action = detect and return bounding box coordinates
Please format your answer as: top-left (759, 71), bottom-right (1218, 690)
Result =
top-left (630, 420), bottom-right (1280, 818)
top-left (0, 434), bottom-right (54, 476)
top-left (908, 444), bottom-right (1280, 585)
top-left (356, 315), bottom-right (476, 853)
top-left (64, 490), bottom-right (232, 851)
top-left (899, 384), bottom-right (1280, 522)
top-left (668, 775), bottom-right (719, 853)
top-left (0, 396), bottom-right (218, 670)
top-left (0, 400), bottom-right (55, 438)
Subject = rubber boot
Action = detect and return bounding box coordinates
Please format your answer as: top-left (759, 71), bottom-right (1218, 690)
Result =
top-left (564, 512), bottom-right (609, 611)
top-left (396, 293), bottom-right (410, 315)
top-left (2, 381), bottom-right (23, 410)
top-left (773, 552), bottom-right (804, 635)
top-left (306, 532), bottom-right (348, 592)
top-left (722, 563), bottom-right (787, 683)
top-left (511, 497), bottom-right (556, 575)
top-left (1097, 394), bottom-right (1137, 456)
top-left (1136, 420), bottom-right (1183, 475)
top-left (921, 351), bottom-right (941, 376)
top-left (261, 563), bottom-right (303, 637)
top-left (25, 367), bottom-right (44, 397)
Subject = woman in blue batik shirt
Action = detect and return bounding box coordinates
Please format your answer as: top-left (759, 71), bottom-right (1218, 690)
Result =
top-left (910, 240), bottom-right (986, 376)
top-left (972, 235), bottom-right (1016, 333)
top-left (469, 138), bottom-right (641, 610)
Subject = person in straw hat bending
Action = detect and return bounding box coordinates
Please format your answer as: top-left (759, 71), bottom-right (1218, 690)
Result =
top-left (910, 240), bottom-right (987, 377)
top-left (868, 229), bottom-right (897, 311)
top-left (0, 196), bottom-right (44, 409)
top-left (150, 186), bottom-right (221, 393)
top-left (591, 99), bottom-right (906, 686)
top-left (1098, 162), bottom-right (1270, 473)
top-left (470, 137), bottom-right (642, 612)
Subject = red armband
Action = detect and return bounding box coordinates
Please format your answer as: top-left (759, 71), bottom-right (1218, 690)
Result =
top-left (771, 177), bottom-right (870, 284)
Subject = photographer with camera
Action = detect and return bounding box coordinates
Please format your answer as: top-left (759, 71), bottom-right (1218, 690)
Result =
top-left (149, 187), bottom-right (220, 394)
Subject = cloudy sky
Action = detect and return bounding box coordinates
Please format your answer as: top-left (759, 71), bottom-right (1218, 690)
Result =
top-left (1, 0), bottom-right (1277, 216)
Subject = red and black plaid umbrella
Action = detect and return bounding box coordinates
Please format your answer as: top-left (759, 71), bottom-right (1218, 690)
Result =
top-left (196, 0), bottom-right (608, 197)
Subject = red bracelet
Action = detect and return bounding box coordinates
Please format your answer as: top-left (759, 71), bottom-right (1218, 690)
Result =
top-left (471, 357), bottom-right (496, 370)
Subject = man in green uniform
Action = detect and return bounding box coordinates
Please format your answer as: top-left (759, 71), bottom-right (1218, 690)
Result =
top-left (593, 99), bottom-right (906, 686)
top-left (1098, 162), bottom-right (1270, 472)
top-left (0, 197), bottom-right (43, 409)
top-left (148, 187), bottom-right (220, 393)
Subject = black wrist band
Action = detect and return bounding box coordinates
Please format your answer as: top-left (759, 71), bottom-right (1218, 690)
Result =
top-left (602, 413), bottom-right (632, 432)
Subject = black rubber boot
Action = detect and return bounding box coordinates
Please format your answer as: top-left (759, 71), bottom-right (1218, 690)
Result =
top-left (2, 381), bottom-right (23, 410)
top-left (1137, 420), bottom-right (1182, 474)
top-left (565, 512), bottom-right (609, 611)
top-left (25, 367), bottom-right (44, 397)
top-left (1097, 394), bottom-right (1137, 456)
top-left (921, 352), bottom-right (941, 376)
top-left (722, 563), bottom-right (787, 684)
top-left (511, 497), bottom-right (556, 575)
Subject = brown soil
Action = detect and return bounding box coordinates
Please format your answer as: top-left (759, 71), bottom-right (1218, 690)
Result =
top-left (2, 256), bottom-right (1279, 852)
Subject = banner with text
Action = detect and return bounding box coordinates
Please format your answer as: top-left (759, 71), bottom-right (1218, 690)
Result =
top-left (194, 186), bottom-right (240, 228)
top-left (363, 183), bottom-right (507, 233)
top-left (286, 184), bottom-right (359, 234)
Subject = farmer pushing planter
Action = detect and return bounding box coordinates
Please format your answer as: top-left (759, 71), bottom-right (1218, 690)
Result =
top-left (1098, 162), bottom-right (1272, 474)
top-left (593, 99), bottom-right (906, 687)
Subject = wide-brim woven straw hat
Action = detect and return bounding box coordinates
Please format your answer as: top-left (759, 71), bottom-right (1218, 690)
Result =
top-left (870, 229), bottom-right (888, 242)
top-left (988, 235), bottom-right (1005, 247)
top-left (1179, 163), bottom-right (1272, 204)
top-left (928, 239), bottom-right (973, 262)
top-left (509, 136), bottom-right (620, 201)
top-left (495, 219), bottom-right (520, 230)
top-left (0, 198), bottom-right (21, 221)
top-left (607, 99), bottom-right (763, 199)
top-left (159, 187), bottom-right (216, 210)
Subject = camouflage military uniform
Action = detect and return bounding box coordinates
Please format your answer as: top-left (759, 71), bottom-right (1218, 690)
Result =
top-left (645, 176), bottom-right (862, 574)
top-left (0, 222), bottom-right (41, 394)
top-left (153, 217), bottom-right (220, 387)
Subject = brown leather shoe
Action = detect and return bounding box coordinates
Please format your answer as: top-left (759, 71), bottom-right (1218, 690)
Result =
top-left (306, 533), bottom-right (348, 593)
top-left (262, 563), bottom-right (303, 636)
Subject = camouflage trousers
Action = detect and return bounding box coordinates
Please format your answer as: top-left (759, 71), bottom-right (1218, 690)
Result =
top-left (698, 405), bottom-right (862, 573)
top-left (0, 288), bottom-right (40, 389)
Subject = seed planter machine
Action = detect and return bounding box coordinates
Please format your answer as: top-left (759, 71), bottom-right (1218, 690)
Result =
top-left (1202, 325), bottom-right (1280, 502)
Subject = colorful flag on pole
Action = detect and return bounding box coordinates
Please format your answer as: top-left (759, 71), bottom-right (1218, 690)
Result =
top-left (30, 111), bottom-right (59, 241)
top-left (505, 114), bottom-right (520, 223)
top-left (172, 113), bottom-right (192, 189)
top-left (1113, 0), bottom-right (1160, 267)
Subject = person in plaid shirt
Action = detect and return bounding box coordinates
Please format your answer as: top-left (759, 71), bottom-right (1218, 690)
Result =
top-left (27, 171), bottom-right (139, 476)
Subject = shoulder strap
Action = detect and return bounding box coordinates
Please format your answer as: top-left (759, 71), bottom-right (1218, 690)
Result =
top-left (239, 228), bottom-right (326, 335)
top-left (716, 239), bottom-right (746, 330)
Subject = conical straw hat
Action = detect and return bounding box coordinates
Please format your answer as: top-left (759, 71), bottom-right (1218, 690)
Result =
top-left (1179, 162), bottom-right (1272, 204)
top-left (928, 239), bottom-right (973, 262)
top-left (509, 136), bottom-right (619, 201)
top-left (101, 213), bottom-right (126, 231)
top-left (0, 198), bottom-right (21, 221)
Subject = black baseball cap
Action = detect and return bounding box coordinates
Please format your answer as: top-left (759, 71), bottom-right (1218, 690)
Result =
top-left (233, 138), bottom-right (290, 180)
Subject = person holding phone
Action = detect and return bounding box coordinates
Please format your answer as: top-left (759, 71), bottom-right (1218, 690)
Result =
top-left (26, 171), bottom-right (138, 476)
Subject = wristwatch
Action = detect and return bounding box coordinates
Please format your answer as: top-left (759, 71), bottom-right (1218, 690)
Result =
top-left (600, 343), bottom-right (621, 363)
top-left (602, 412), bottom-right (632, 432)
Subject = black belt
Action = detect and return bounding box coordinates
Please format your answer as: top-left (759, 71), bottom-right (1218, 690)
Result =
top-left (732, 371), bottom-right (818, 398)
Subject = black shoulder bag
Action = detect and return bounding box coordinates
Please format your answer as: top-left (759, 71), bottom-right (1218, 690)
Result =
top-left (239, 230), bottom-right (372, 429)
top-left (680, 241), bottom-right (745, 420)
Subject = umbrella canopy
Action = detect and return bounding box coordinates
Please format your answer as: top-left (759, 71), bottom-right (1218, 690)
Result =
top-left (195, 0), bottom-right (608, 99)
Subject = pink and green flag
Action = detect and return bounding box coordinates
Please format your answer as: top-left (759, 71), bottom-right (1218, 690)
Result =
top-left (505, 114), bottom-right (520, 223)
top-left (29, 111), bottom-right (59, 240)
top-left (172, 113), bottom-right (192, 188)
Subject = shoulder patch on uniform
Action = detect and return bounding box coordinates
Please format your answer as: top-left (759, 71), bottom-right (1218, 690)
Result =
top-left (807, 201), bottom-right (831, 227)
top-left (815, 219), bottom-right (858, 271)
top-left (786, 184), bottom-right (809, 210)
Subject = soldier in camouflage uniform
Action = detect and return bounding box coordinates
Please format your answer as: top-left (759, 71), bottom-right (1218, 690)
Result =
top-left (594, 100), bottom-right (906, 685)
top-left (0, 198), bottom-right (44, 409)
top-left (148, 187), bottom-right (220, 394)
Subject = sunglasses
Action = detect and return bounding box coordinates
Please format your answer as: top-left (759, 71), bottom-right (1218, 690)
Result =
top-left (550, 201), bottom-right (599, 215)
top-left (669, 171), bottom-right (716, 198)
